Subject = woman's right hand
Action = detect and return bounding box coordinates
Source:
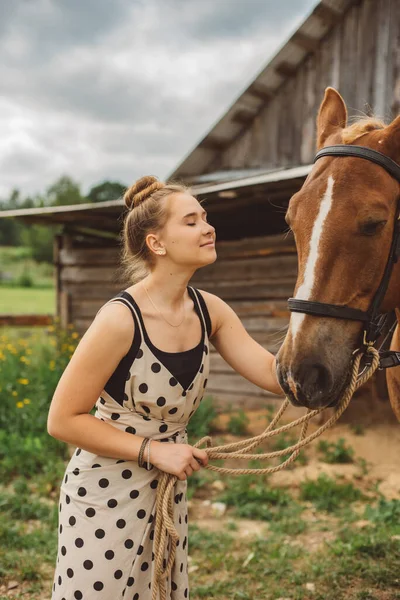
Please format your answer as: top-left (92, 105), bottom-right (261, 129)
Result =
top-left (150, 441), bottom-right (209, 480)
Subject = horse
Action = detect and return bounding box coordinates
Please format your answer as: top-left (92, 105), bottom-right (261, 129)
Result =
top-left (275, 87), bottom-right (400, 423)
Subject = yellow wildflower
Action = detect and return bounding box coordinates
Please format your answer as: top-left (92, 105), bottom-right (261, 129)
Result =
top-left (17, 378), bottom-right (29, 385)
top-left (68, 345), bottom-right (75, 352)
top-left (47, 325), bottom-right (55, 332)
top-left (12, 390), bottom-right (18, 397)
top-left (49, 360), bottom-right (56, 370)
top-left (71, 332), bottom-right (79, 339)
top-left (16, 401), bottom-right (24, 408)
top-left (23, 398), bottom-right (31, 404)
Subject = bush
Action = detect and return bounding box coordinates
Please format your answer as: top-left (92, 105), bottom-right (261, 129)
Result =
top-left (227, 408), bottom-right (249, 435)
top-left (317, 437), bottom-right (355, 464)
top-left (300, 474), bottom-right (365, 512)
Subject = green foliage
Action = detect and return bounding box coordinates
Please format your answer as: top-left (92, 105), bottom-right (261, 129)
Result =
top-left (87, 181), bottom-right (127, 203)
top-left (216, 473), bottom-right (300, 521)
top-left (0, 322), bottom-right (78, 482)
top-left (299, 473), bottom-right (365, 512)
top-left (186, 394), bottom-right (218, 441)
top-left (364, 498), bottom-right (400, 527)
top-left (226, 408), bottom-right (249, 435)
top-left (317, 437), bottom-right (355, 464)
top-left (271, 431), bottom-right (309, 466)
top-left (349, 423), bottom-right (365, 435)
top-left (16, 269), bottom-right (33, 287)
top-left (46, 175), bottom-right (83, 206)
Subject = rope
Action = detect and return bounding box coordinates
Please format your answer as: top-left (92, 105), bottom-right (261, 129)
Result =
top-left (150, 346), bottom-right (380, 599)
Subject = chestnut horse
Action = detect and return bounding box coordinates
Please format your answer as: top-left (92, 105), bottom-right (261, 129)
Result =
top-left (276, 87), bottom-right (400, 422)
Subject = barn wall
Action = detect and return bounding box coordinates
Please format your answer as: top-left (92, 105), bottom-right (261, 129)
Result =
top-left (57, 230), bottom-right (387, 417)
top-left (58, 232), bottom-right (297, 411)
top-left (216, 0), bottom-right (400, 172)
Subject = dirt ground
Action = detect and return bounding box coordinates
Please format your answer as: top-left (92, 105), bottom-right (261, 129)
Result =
top-left (191, 392), bottom-right (400, 532)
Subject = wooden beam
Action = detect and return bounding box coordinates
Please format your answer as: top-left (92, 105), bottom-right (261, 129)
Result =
top-left (198, 136), bottom-right (229, 150)
top-left (0, 314), bottom-right (53, 327)
top-left (231, 109), bottom-right (258, 124)
top-left (313, 3), bottom-right (343, 26)
top-left (291, 31), bottom-right (320, 53)
top-left (275, 61), bottom-right (297, 78)
top-left (247, 83), bottom-right (274, 101)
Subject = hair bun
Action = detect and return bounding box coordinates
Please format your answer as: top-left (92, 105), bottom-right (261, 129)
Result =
top-left (124, 176), bottom-right (165, 210)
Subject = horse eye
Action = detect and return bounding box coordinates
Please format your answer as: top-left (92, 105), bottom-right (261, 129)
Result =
top-left (361, 220), bottom-right (387, 236)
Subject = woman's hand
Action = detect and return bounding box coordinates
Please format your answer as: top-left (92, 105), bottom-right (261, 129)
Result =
top-left (150, 441), bottom-right (209, 480)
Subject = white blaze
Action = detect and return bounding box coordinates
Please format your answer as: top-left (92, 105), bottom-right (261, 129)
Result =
top-left (290, 175), bottom-right (335, 342)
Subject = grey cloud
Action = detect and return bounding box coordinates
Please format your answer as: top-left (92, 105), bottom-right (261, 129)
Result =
top-left (0, 0), bottom-right (319, 198)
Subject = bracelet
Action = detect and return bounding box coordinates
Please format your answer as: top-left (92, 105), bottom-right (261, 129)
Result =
top-left (138, 437), bottom-right (154, 470)
top-left (147, 439), bottom-right (152, 470)
top-left (138, 437), bottom-right (149, 468)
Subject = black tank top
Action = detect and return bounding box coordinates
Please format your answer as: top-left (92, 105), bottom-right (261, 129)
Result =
top-left (103, 286), bottom-right (212, 405)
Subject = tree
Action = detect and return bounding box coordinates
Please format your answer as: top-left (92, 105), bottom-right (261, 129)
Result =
top-left (46, 175), bottom-right (84, 206)
top-left (86, 181), bottom-right (126, 203)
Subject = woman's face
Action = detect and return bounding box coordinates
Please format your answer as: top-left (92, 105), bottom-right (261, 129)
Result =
top-left (154, 192), bottom-right (217, 267)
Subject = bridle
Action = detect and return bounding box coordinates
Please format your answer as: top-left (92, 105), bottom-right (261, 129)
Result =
top-left (287, 144), bottom-right (400, 370)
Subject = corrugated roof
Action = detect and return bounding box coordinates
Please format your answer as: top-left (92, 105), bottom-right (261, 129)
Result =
top-left (169, 0), bottom-right (355, 181)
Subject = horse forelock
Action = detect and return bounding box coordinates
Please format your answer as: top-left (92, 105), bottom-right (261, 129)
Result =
top-left (342, 117), bottom-right (386, 144)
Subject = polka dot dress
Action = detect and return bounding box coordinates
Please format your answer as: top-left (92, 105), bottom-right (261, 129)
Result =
top-left (50, 286), bottom-right (210, 599)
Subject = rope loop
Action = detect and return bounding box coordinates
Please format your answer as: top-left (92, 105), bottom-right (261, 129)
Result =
top-left (151, 346), bottom-right (380, 599)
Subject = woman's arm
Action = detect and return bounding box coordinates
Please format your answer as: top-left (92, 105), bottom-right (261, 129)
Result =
top-left (200, 290), bottom-right (285, 397)
top-left (47, 302), bottom-right (163, 461)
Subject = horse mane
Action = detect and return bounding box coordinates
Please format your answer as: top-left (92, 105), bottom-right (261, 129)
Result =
top-left (342, 116), bottom-right (386, 144)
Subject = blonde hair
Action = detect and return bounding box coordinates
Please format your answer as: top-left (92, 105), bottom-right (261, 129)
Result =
top-left (116, 175), bottom-right (192, 285)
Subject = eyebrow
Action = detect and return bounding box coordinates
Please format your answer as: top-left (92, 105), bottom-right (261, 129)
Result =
top-left (182, 210), bottom-right (208, 219)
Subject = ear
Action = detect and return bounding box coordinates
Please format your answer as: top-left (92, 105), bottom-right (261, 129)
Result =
top-left (381, 114), bottom-right (400, 161)
top-left (316, 87), bottom-right (348, 150)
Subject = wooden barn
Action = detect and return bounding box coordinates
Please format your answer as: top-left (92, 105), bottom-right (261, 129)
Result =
top-left (1, 0), bottom-right (398, 413)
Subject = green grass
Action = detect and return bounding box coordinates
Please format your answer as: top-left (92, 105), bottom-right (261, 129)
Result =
top-left (299, 473), bottom-right (366, 512)
top-left (0, 285), bottom-right (55, 314)
top-left (317, 437), bottom-right (355, 464)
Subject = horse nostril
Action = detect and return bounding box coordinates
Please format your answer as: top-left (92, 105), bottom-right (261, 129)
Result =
top-left (295, 359), bottom-right (333, 398)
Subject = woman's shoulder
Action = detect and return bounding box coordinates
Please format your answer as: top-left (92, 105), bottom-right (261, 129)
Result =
top-left (92, 298), bottom-right (136, 354)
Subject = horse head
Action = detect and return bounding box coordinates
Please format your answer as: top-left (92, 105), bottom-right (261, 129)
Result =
top-left (276, 87), bottom-right (400, 410)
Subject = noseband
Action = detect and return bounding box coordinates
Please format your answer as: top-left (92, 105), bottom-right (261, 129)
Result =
top-left (287, 144), bottom-right (400, 369)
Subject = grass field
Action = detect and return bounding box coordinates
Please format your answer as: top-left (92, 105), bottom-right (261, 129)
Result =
top-left (1, 281), bottom-right (400, 599)
top-left (0, 285), bottom-right (55, 314)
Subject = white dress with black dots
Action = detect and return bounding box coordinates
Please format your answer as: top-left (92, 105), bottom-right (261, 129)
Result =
top-left (50, 286), bottom-right (210, 600)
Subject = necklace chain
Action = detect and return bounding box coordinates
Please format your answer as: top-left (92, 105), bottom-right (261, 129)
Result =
top-left (143, 285), bottom-right (186, 328)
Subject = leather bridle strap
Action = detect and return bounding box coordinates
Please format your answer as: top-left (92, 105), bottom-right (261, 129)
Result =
top-left (287, 144), bottom-right (400, 361)
top-left (314, 145), bottom-right (400, 181)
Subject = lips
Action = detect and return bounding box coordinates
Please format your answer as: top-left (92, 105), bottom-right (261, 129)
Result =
top-left (201, 241), bottom-right (215, 247)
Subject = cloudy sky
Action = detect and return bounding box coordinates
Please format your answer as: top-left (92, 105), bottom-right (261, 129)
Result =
top-left (0, 0), bottom-right (318, 200)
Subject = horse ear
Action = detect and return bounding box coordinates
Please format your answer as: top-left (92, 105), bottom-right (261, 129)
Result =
top-left (382, 114), bottom-right (400, 160)
top-left (316, 87), bottom-right (348, 150)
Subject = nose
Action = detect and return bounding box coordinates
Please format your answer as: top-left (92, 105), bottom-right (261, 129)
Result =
top-left (280, 357), bottom-right (334, 409)
top-left (295, 358), bottom-right (334, 407)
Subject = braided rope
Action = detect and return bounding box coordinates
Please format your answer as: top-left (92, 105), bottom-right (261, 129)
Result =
top-left (150, 346), bottom-right (380, 599)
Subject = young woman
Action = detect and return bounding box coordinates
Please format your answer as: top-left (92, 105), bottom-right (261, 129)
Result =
top-left (47, 175), bottom-right (284, 600)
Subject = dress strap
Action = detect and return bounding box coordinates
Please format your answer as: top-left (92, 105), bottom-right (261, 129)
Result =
top-left (95, 294), bottom-right (145, 340)
top-left (188, 286), bottom-right (208, 340)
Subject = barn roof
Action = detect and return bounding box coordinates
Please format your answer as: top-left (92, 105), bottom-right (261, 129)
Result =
top-left (0, 163), bottom-right (311, 237)
top-left (169, 0), bottom-right (355, 182)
